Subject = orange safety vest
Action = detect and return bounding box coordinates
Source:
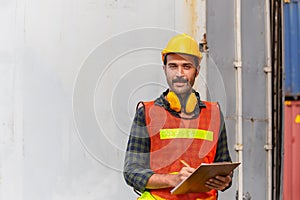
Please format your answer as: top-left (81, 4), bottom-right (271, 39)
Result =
top-left (144, 101), bottom-right (221, 200)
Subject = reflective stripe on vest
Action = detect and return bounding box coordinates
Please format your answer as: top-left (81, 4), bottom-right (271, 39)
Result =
top-left (138, 191), bottom-right (165, 200)
top-left (160, 128), bottom-right (213, 141)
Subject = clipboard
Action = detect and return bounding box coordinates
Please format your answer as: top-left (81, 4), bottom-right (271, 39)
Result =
top-left (170, 162), bottom-right (240, 194)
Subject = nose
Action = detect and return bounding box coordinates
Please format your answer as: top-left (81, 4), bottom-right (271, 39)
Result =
top-left (176, 66), bottom-right (184, 76)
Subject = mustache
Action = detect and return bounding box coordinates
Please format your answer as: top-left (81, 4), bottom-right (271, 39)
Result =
top-left (172, 77), bottom-right (188, 84)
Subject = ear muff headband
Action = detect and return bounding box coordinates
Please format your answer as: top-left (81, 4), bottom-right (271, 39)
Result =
top-left (166, 91), bottom-right (197, 114)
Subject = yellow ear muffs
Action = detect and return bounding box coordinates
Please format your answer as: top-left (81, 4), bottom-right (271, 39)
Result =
top-left (166, 91), bottom-right (181, 112)
top-left (185, 92), bottom-right (197, 113)
top-left (166, 91), bottom-right (198, 114)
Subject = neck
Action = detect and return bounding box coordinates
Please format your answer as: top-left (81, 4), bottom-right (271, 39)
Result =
top-left (177, 91), bottom-right (193, 102)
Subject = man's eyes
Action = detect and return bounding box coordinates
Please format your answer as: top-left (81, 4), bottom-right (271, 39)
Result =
top-left (168, 64), bottom-right (177, 69)
top-left (168, 64), bottom-right (193, 69)
top-left (183, 64), bottom-right (193, 69)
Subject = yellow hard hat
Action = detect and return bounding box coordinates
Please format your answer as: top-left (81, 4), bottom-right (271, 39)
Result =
top-left (161, 33), bottom-right (202, 63)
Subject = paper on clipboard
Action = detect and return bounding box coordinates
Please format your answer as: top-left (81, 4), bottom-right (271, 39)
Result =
top-left (170, 162), bottom-right (240, 194)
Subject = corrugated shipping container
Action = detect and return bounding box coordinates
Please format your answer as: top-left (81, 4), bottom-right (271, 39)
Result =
top-left (0, 0), bottom-right (273, 199)
top-left (284, 0), bottom-right (300, 97)
top-left (283, 101), bottom-right (300, 199)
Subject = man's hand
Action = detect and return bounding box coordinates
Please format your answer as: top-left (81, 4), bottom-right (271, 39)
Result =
top-left (146, 166), bottom-right (195, 189)
top-left (177, 166), bottom-right (195, 181)
top-left (169, 166), bottom-right (196, 187)
top-left (204, 172), bottom-right (232, 191)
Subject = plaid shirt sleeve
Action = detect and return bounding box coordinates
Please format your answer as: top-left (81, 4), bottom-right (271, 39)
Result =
top-left (123, 106), bottom-right (154, 193)
top-left (214, 110), bottom-right (232, 163)
top-left (214, 110), bottom-right (233, 191)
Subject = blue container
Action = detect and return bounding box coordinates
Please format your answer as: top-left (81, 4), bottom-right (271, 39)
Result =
top-left (284, 0), bottom-right (300, 97)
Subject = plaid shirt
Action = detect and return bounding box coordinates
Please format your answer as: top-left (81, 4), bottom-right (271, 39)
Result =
top-left (123, 90), bottom-right (232, 193)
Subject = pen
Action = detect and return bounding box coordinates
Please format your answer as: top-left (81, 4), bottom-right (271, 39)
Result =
top-left (180, 160), bottom-right (191, 168)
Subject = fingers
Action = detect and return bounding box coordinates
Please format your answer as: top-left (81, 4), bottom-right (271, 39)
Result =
top-left (205, 174), bottom-right (232, 191)
top-left (183, 166), bottom-right (195, 173)
top-left (178, 166), bottom-right (195, 180)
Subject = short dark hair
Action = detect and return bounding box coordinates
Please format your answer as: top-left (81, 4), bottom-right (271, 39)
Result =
top-left (163, 53), bottom-right (199, 67)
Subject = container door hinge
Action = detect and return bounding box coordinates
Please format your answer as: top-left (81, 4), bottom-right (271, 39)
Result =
top-left (236, 191), bottom-right (252, 200)
top-left (234, 143), bottom-right (243, 151)
top-left (234, 61), bottom-right (242, 68)
top-left (264, 66), bottom-right (272, 73)
top-left (264, 144), bottom-right (273, 151)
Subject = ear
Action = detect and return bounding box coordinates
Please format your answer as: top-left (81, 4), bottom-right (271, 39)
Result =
top-left (162, 65), bottom-right (167, 74)
top-left (195, 65), bottom-right (200, 77)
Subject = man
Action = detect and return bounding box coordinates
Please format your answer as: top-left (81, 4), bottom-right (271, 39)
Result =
top-left (123, 33), bottom-right (232, 200)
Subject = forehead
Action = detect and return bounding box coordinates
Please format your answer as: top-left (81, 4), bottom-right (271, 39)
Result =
top-left (166, 53), bottom-right (195, 64)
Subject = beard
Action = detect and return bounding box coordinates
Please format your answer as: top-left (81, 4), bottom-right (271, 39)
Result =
top-left (169, 77), bottom-right (194, 97)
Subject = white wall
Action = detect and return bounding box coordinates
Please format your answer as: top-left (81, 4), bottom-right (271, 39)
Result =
top-left (0, 1), bottom-right (206, 199)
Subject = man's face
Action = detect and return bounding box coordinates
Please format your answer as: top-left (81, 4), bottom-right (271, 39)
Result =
top-left (163, 53), bottom-right (199, 97)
